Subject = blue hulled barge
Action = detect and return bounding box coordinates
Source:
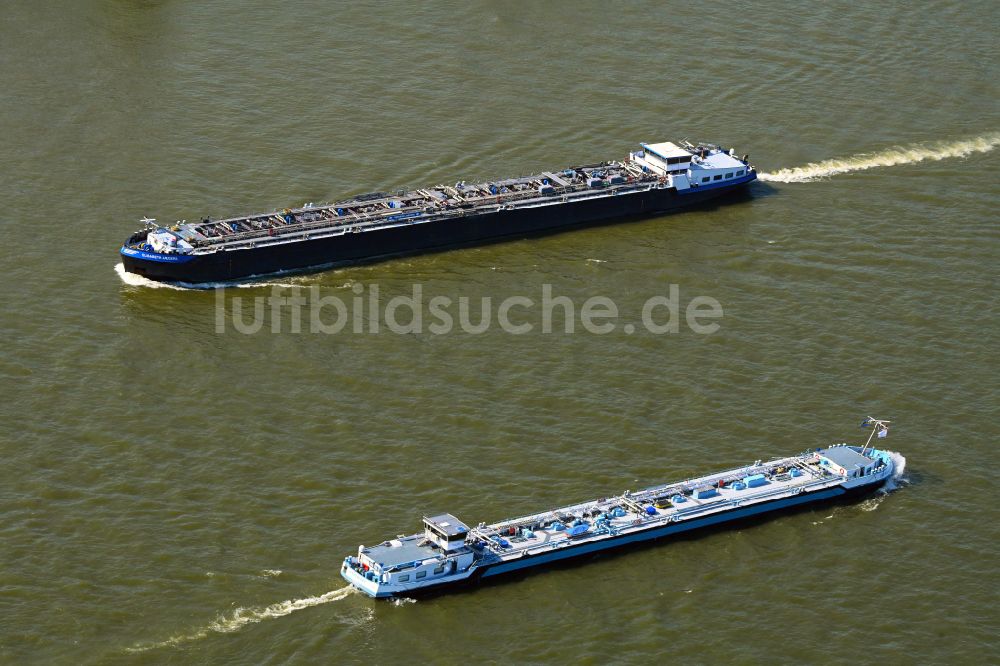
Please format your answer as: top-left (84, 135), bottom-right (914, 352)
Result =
top-left (120, 140), bottom-right (755, 283)
top-left (342, 419), bottom-right (901, 598)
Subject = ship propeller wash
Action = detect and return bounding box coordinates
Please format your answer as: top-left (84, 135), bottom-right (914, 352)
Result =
top-left (342, 419), bottom-right (901, 598)
top-left (120, 139), bottom-right (755, 283)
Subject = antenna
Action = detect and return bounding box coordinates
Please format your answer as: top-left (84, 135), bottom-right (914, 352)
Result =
top-left (860, 417), bottom-right (891, 454)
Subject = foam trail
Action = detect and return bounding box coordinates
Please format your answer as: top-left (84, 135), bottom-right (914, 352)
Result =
top-left (882, 451), bottom-right (907, 493)
top-left (859, 451), bottom-right (907, 512)
top-left (391, 597), bottom-right (417, 606)
top-left (115, 263), bottom-right (302, 291)
top-left (115, 262), bottom-right (190, 290)
top-left (759, 134), bottom-right (1000, 183)
top-left (126, 585), bottom-right (356, 653)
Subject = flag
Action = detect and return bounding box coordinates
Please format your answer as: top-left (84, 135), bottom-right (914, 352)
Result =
top-left (877, 428), bottom-right (888, 439)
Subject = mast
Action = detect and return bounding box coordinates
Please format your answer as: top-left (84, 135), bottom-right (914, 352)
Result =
top-left (860, 416), bottom-right (891, 454)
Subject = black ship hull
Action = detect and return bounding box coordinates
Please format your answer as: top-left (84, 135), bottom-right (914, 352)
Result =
top-left (121, 178), bottom-right (754, 284)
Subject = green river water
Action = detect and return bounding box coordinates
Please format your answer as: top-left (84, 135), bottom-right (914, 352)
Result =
top-left (1, 2), bottom-right (998, 664)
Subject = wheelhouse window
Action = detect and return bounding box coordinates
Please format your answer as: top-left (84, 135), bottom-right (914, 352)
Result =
top-left (416, 571), bottom-right (427, 579)
top-left (399, 574), bottom-right (410, 582)
top-left (737, 170), bottom-right (745, 176)
top-left (701, 177), bottom-right (710, 183)
top-left (725, 172), bottom-right (733, 179)
top-left (433, 565), bottom-right (445, 574)
top-left (713, 175), bottom-right (722, 181)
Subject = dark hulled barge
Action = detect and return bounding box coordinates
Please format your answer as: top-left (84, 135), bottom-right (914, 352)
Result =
top-left (120, 140), bottom-right (756, 283)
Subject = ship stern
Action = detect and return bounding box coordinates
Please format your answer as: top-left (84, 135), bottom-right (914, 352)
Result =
top-left (341, 557), bottom-right (391, 598)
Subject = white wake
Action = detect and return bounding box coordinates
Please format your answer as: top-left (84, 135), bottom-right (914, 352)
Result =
top-left (758, 134), bottom-right (1000, 183)
top-left (883, 451), bottom-right (907, 493)
top-left (115, 262), bottom-right (190, 290)
top-left (114, 262), bottom-right (301, 291)
top-left (859, 451), bottom-right (908, 512)
top-left (126, 585), bottom-right (357, 653)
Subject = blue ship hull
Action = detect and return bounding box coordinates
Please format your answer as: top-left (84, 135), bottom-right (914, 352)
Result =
top-left (355, 478), bottom-right (881, 598)
top-left (342, 440), bottom-right (900, 598)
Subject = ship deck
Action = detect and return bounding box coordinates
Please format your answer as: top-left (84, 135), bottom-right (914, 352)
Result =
top-left (466, 451), bottom-right (851, 563)
top-left (124, 160), bottom-right (664, 255)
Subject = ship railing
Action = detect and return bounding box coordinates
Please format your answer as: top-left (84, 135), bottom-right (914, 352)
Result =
top-left (472, 460), bottom-right (819, 542)
top-left (617, 495), bottom-right (648, 516)
top-left (667, 475), bottom-right (841, 522)
top-left (472, 476), bottom-right (842, 555)
top-left (485, 507), bottom-right (568, 534)
top-left (517, 475), bottom-right (840, 551)
top-left (457, 176), bottom-right (657, 208)
top-left (468, 526), bottom-right (511, 554)
top-left (473, 471), bottom-right (844, 556)
top-left (189, 175), bottom-right (663, 250)
top-left (598, 474), bottom-right (840, 532)
top-left (480, 501), bottom-right (605, 540)
top-left (792, 459), bottom-right (824, 479)
top-left (628, 457), bottom-right (803, 504)
top-left (190, 210), bottom-right (351, 247)
top-left (201, 178), bottom-right (649, 247)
